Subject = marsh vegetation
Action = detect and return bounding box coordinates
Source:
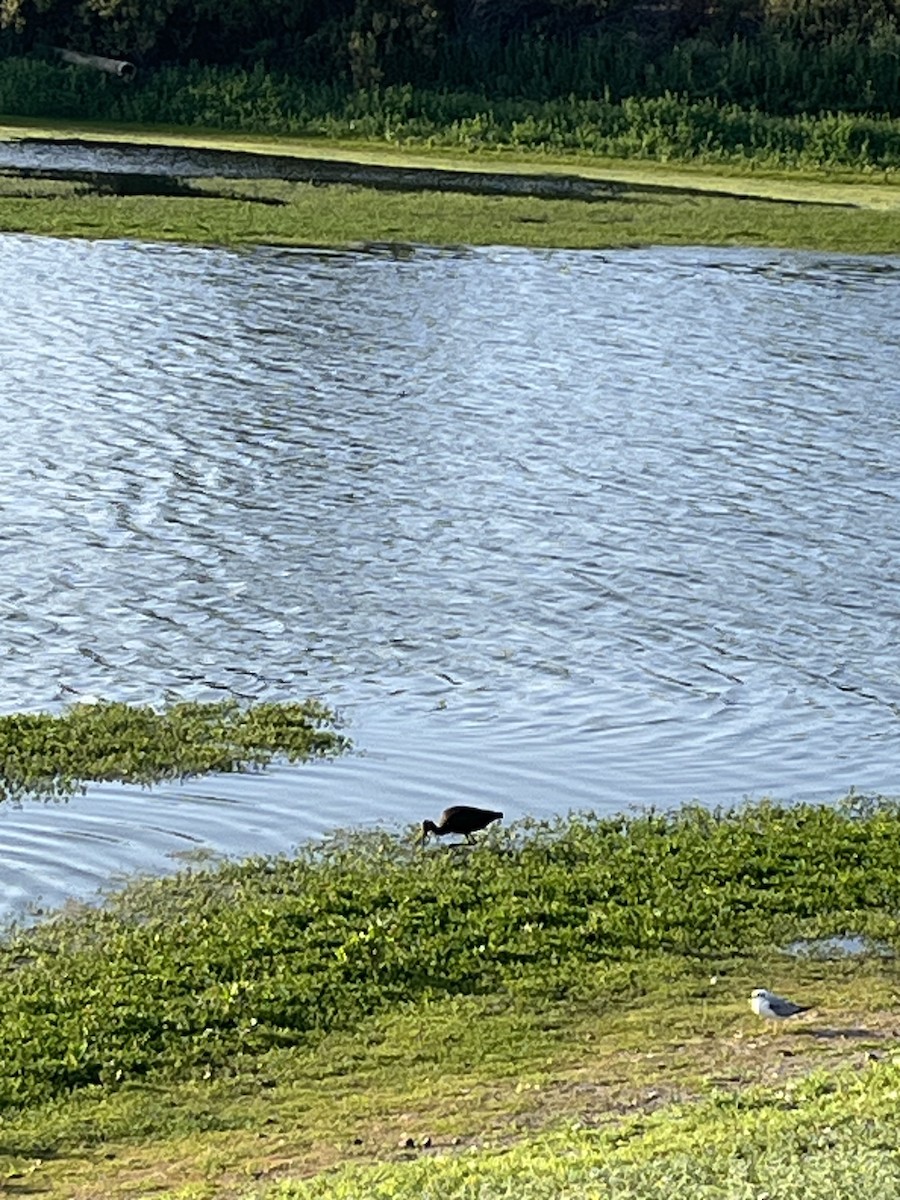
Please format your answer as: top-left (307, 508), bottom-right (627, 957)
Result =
top-left (0, 6), bottom-right (896, 1193)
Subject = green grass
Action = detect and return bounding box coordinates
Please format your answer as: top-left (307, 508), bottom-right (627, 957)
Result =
top-left (0, 698), bottom-right (347, 801)
top-left (3, 111), bottom-right (900, 253)
top-left (0, 799), bottom-right (899, 1196)
top-left (271, 1058), bottom-right (900, 1199)
top-left (3, 965), bottom-right (896, 1199)
top-left (1, 168), bottom-right (899, 253)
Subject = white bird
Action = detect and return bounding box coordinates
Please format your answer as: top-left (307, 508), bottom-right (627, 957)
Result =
top-left (749, 987), bottom-right (811, 1020)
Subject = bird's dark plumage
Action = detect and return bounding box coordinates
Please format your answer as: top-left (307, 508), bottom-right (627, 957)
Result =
top-left (421, 805), bottom-right (503, 844)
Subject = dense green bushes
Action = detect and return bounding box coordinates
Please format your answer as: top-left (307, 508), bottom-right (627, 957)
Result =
top-left (3, 58), bottom-right (900, 168)
top-left (2, 0), bottom-right (900, 115)
top-left (4, 27), bottom-right (900, 116)
top-left (3, 0), bottom-right (900, 168)
top-left (1, 798), bottom-right (899, 1111)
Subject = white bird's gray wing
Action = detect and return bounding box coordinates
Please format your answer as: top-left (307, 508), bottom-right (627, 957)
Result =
top-left (769, 995), bottom-right (807, 1017)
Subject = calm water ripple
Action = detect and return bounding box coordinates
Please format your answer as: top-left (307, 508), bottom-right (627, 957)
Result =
top-left (1, 234), bottom-right (899, 923)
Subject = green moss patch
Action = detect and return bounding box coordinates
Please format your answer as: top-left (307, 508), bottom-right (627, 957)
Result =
top-left (0, 698), bottom-right (348, 801)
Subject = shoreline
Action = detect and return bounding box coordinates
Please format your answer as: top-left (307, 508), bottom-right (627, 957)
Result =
top-left (1, 121), bottom-right (900, 251)
top-left (4, 117), bottom-right (900, 206)
top-left (0, 800), bottom-right (898, 1198)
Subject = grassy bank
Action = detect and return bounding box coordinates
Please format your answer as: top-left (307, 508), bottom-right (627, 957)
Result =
top-left (0, 799), bottom-right (898, 1197)
top-left (1, 139), bottom-right (900, 253)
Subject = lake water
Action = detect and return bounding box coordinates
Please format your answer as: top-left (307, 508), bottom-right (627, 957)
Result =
top-left (1, 233), bottom-right (898, 925)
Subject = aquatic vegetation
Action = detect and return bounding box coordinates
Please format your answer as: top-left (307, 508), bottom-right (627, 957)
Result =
top-left (0, 698), bottom-right (348, 801)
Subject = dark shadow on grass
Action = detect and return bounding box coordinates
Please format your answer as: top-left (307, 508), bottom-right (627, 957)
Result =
top-left (1, 166), bottom-right (289, 205)
top-left (0, 139), bottom-right (861, 206)
top-left (799, 1026), bottom-right (897, 1040)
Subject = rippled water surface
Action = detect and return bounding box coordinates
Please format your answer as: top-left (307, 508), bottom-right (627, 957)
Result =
top-left (1, 234), bottom-right (898, 922)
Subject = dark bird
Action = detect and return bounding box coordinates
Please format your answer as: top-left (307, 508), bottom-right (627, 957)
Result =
top-left (420, 805), bottom-right (503, 845)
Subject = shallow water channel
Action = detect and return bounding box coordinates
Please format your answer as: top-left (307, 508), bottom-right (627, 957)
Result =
top-left (1, 232), bottom-right (898, 923)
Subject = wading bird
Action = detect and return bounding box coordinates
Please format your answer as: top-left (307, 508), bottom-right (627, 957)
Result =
top-left (749, 988), bottom-right (811, 1020)
top-left (420, 805), bottom-right (503, 845)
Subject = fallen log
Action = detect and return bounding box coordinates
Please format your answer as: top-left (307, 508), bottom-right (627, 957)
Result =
top-left (54, 48), bottom-right (136, 80)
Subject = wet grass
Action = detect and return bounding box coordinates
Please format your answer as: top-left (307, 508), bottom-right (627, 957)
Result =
top-left (0, 799), bottom-right (899, 1196)
top-left (3, 965), bottom-right (896, 1198)
top-left (1, 170), bottom-right (900, 254)
top-left (0, 699), bottom-right (347, 801)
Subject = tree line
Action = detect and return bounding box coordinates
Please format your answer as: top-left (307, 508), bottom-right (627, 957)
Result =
top-left (0, 0), bottom-right (897, 74)
top-left (1, 0), bottom-right (898, 114)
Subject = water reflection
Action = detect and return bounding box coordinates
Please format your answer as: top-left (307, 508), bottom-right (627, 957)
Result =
top-left (0, 236), bottom-right (898, 923)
